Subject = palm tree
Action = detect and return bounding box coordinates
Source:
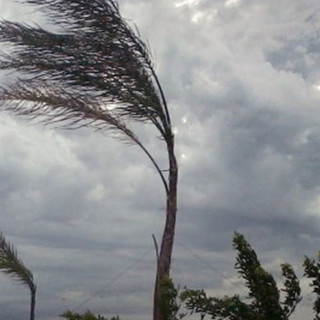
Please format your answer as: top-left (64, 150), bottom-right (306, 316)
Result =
top-left (0, 1), bottom-right (177, 319)
top-left (0, 233), bottom-right (36, 320)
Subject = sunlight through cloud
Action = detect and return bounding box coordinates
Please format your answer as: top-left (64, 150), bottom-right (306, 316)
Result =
top-left (175, 0), bottom-right (199, 8)
top-left (191, 11), bottom-right (204, 23)
top-left (225, 0), bottom-right (241, 8)
top-left (313, 84), bottom-right (320, 92)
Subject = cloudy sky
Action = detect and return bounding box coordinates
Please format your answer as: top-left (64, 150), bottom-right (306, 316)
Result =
top-left (1, 0), bottom-right (320, 319)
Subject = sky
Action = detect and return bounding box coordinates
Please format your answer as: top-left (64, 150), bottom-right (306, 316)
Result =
top-left (1, 0), bottom-right (320, 319)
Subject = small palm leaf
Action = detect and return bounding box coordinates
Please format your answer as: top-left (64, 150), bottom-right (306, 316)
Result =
top-left (0, 233), bottom-right (36, 320)
top-left (0, 233), bottom-right (34, 290)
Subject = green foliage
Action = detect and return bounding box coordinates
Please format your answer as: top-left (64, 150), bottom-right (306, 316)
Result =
top-left (60, 310), bottom-right (120, 320)
top-left (181, 289), bottom-right (255, 320)
top-left (280, 263), bottom-right (301, 317)
top-left (160, 276), bottom-right (186, 320)
top-left (181, 232), bottom-right (302, 320)
top-left (0, 232), bottom-right (36, 320)
top-left (233, 232), bottom-right (287, 319)
top-left (304, 254), bottom-right (320, 319)
top-left (0, 233), bottom-right (35, 292)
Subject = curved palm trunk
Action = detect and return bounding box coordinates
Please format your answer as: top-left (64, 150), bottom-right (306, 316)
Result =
top-left (154, 142), bottom-right (178, 320)
top-left (30, 285), bottom-right (36, 320)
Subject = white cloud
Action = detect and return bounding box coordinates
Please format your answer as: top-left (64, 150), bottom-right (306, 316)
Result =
top-left (175, 0), bottom-right (199, 8)
top-left (191, 11), bottom-right (204, 23)
top-left (224, 0), bottom-right (241, 8)
top-left (87, 183), bottom-right (108, 202)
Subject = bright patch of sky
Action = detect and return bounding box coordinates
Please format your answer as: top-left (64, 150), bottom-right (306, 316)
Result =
top-left (313, 84), bottom-right (320, 91)
top-left (180, 153), bottom-right (187, 160)
top-left (225, 0), bottom-right (241, 8)
top-left (191, 11), bottom-right (204, 23)
top-left (175, 0), bottom-right (199, 8)
top-left (87, 183), bottom-right (107, 202)
top-left (174, 0), bottom-right (216, 24)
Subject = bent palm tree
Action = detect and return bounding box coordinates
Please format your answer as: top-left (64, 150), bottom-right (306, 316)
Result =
top-left (0, 1), bottom-right (177, 319)
top-left (0, 233), bottom-right (36, 320)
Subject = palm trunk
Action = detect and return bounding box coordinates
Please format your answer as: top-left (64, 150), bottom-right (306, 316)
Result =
top-left (30, 285), bottom-right (36, 320)
top-left (153, 141), bottom-right (178, 320)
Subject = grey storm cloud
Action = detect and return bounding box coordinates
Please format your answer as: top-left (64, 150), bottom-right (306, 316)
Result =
top-left (1, 0), bottom-right (320, 319)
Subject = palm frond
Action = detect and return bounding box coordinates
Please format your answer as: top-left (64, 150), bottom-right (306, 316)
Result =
top-left (0, 0), bottom-right (171, 137)
top-left (0, 78), bottom-right (169, 191)
top-left (0, 233), bottom-right (36, 293)
top-left (0, 0), bottom-right (171, 192)
top-left (1, 79), bottom-right (138, 136)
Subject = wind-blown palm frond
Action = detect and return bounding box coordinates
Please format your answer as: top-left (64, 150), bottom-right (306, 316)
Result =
top-left (0, 0), bottom-right (171, 137)
top-left (1, 79), bottom-right (138, 135)
top-left (0, 0), bottom-right (171, 192)
top-left (0, 232), bottom-right (36, 320)
top-left (0, 233), bottom-right (34, 289)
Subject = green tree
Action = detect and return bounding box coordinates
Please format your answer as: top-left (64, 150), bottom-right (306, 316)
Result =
top-left (0, 1), bottom-right (177, 319)
top-left (0, 232), bottom-right (36, 320)
top-left (304, 253), bottom-right (320, 319)
top-left (181, 232), bottom-right (302, 320)
top-left (159, 275), bottom-right (187, 320)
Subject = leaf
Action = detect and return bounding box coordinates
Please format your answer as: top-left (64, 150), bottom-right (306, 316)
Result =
top-left (0, 233), bottom-right (36, 294)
